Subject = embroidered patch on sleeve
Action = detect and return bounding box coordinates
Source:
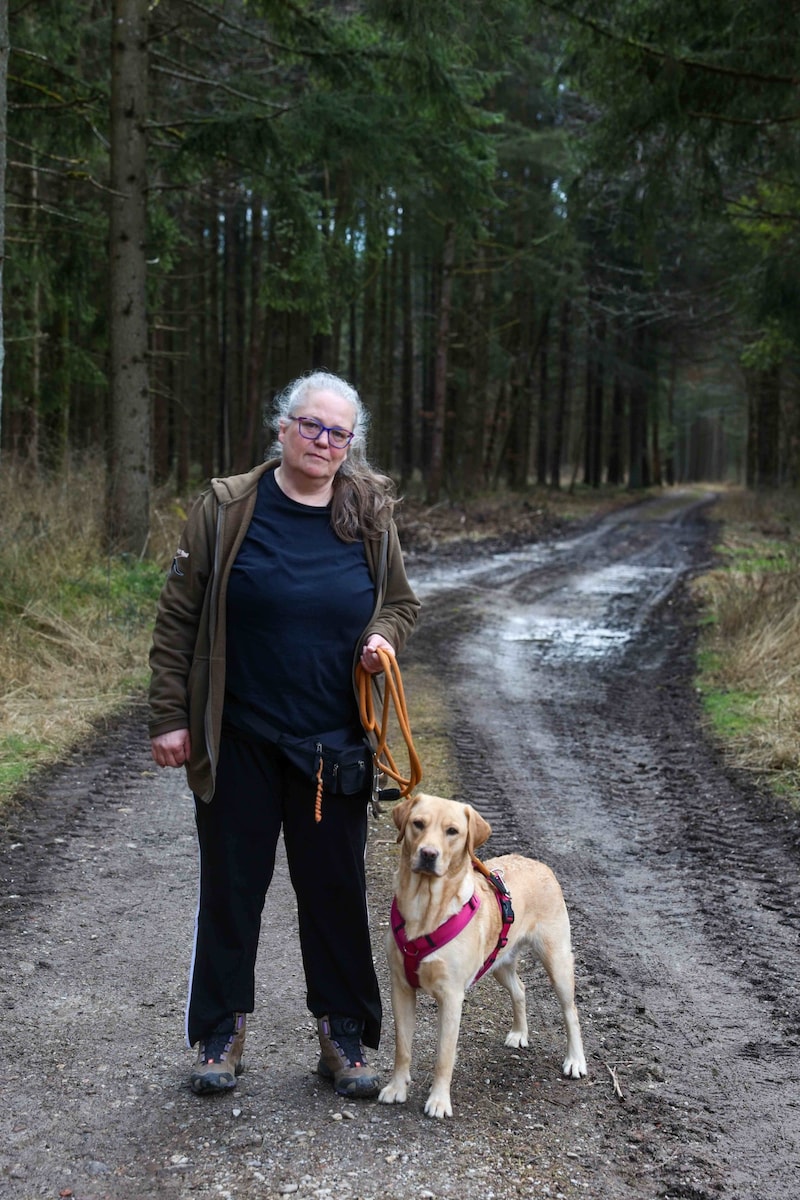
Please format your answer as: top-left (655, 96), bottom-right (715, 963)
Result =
top-left (171, 547), bottom-right (189, 577)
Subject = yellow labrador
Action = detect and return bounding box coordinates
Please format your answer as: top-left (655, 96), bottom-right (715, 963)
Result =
top-left (378, 792), bottom-right (587, 1118)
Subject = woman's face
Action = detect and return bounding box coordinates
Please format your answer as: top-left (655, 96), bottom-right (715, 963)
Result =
top-left (278, 388), bottom-right (357, 486)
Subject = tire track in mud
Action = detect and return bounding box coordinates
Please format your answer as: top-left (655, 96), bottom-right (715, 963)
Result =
top-left (405, 491), bottom-right (800, 1200)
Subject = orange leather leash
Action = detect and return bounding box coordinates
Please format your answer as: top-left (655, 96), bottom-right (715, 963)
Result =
top-left (357, 647), bottom-right (423, 800)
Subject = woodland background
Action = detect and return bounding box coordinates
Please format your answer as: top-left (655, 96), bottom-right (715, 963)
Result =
top-left (1, 0), bottom-right (800, 554)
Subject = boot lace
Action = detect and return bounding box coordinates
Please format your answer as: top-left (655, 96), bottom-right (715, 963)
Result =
top-left (200, 1016), bottom-right (235, 1064)
top-left (330, 1016), bottom-right (365, 1067)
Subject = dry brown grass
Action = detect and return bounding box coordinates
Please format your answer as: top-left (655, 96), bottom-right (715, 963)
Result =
top-left (693, 487), bottom-right (800, 800)
top-left (0, 462), bottom-right (180, 802)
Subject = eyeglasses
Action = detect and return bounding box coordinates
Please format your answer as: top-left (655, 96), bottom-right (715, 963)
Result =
top-left (292, 416), bottom-right (355, 450)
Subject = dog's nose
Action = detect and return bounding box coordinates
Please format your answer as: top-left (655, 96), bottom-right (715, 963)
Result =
top-left (417, 846), bottom-right (439, 872)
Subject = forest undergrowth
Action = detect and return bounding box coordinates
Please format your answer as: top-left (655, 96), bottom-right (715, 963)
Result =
top-left (1, 462), bottom-right (797, 813)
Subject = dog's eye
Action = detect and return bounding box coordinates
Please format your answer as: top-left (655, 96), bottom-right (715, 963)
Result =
top-left (446, 826), bottom-right (459, 837)
top-left (412, 819), bottom-right (425, 830)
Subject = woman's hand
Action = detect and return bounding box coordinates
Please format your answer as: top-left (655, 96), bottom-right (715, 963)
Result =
top-left (360, 634), bottom-right (395, 675)
top-left (151, 729), bottom-right (192, 768)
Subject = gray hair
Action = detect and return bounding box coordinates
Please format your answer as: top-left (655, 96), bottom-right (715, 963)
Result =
top-left (271, 370), bottom-right (370, 462)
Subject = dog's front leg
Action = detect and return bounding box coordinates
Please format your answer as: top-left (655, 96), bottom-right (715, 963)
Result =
top-left (424, 985), bottom-right (464, 1119)
top-left (378, 975), bottom-right (416, 1106)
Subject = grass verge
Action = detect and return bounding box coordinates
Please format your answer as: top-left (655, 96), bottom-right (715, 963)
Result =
top-left (0, 462), bottom-right (186, 810)
top-left (692, 486), bottom-right (800, 808)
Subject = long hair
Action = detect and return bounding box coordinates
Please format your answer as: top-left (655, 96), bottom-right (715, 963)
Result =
top-left (271, 370), bottom-right (396, 542)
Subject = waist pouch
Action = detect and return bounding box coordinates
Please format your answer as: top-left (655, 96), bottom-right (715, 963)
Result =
top-left (278, 732), bottom-right (372, 796)
top-left (223, 710), bottom-right (372, 796)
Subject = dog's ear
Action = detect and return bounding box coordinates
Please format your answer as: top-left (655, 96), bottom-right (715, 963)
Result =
top-left (464, 804), bottom-right (492, 853)
top-left (391, 793), bottom-right (420, 842)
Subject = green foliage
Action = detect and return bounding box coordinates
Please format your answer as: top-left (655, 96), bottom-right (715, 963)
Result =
top-left (740, 322), bottom-right (793, 372)
top-left (8, 0), bottom-right (800, 494)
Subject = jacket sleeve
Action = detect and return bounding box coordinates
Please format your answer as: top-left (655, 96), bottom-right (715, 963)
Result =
top-left (366, 520), bottom-right (420, 653)
top-left (147, 490), bottom-right (215, 738)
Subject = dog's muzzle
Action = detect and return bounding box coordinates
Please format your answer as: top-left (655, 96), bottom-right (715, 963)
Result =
top-left (413, 847), bottom-right (441, 874)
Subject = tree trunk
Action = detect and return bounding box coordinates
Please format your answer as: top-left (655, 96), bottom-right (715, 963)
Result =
top-left (426, 224), bottom-right (456, 503)
top-left (108, 0), bottom-right (151, 555)
top-left (549, 297), bottom-right (571, 490)
top-left (505, 283), bottom-right (534, 490)
top-left (23, 160), bottom-right (42, 468)
top-left (745, 378), bottom-right (757, 488)
top-left (536, 309), bottom-right (550, 487)
top-left (399, 208), bottom-right (415, 487)
top-left (607, 329), bottom-right (626, 486)
top-left (199, 214), bottom-right (217, 480)
top-left (0, 3), bottom-right (7, 453)
top-left (359, 243), bottom-right (379, 398)
top-left (376, 241), bottom-right (396, 470)
top-left (463, 242), bottom-right (490, 489)
top-left (232, 201), bottom-right (266, 473)
top-left (756, 364), bottom-right (781, 488)
top-left (651, 386), bottom-right (662, 486)
top-left (664, 346), bottom-right (676, 486)
top-left (228, 200), bottom-right (247, 464)
top-left (584, 310), bottom-right (605, 488)
top-left (628, 325), bottom-right (648, 490)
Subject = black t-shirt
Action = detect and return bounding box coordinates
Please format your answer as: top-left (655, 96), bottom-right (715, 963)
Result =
top-left (223, 470), bottom-right (374, 739)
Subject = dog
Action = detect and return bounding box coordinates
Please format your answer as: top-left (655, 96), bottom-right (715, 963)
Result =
top-left (378, 792), bottom-right (587, 1118)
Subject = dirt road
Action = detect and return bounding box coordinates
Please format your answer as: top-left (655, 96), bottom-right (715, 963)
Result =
top-left (2, 490), bottom-right (799, 1200)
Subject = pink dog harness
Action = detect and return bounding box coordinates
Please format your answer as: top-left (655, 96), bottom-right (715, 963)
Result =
top-left (391, 867), bottom-right (515, 990)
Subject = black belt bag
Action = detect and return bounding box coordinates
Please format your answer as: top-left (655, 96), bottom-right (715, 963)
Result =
top-left (278, 730), bottom-right (372, 796)
top-left (225, 711), bottom-right (372, 796)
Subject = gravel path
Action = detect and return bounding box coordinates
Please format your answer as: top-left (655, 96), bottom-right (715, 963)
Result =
top-left (2, 491), bottom-right (798, 1200)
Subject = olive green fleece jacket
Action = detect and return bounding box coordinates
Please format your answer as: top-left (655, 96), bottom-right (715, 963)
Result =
top-left (148, 460), bottom-right (421, 802)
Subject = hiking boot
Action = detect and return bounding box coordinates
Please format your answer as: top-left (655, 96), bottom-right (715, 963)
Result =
top-left (317, 1014), bottom-right (380, 1098)
top-left (190, 1013), bottom-right (246, 1094)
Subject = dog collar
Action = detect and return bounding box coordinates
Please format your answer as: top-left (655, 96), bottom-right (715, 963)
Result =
top-left (391, 867), bottom-right (515, 990)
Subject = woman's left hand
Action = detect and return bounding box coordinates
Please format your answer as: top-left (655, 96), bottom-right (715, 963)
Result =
top-left (360, 634), bottom-right (395, 675)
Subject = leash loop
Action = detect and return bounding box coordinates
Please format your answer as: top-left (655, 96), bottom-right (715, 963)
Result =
top-left (357, 647), bottom-right (422, 798)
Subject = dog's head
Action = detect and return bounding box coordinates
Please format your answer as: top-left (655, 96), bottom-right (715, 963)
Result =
top-left (391, 792), bottom-right (492, 878)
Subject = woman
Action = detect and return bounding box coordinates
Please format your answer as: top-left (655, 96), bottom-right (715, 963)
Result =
top-left (148, 370), bottom-right (420, 1098)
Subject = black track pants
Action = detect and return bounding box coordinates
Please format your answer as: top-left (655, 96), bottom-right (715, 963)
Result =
top-left (186, 728), bottom-right (381, 1049)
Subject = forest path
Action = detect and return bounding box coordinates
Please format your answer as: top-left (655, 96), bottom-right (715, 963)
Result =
top-left (2, 489), bottom-right (798, 1200)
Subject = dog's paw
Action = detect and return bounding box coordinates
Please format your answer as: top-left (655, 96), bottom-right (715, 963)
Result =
top-left (378, 1078), bottom-right (409, 1105)
top-left (562, 1052), bottom-right (587, 1079)
top-left (424, 1091), bottom-right (453, 1119)
top-left (504, 1030), bottom-right (529, 1049)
